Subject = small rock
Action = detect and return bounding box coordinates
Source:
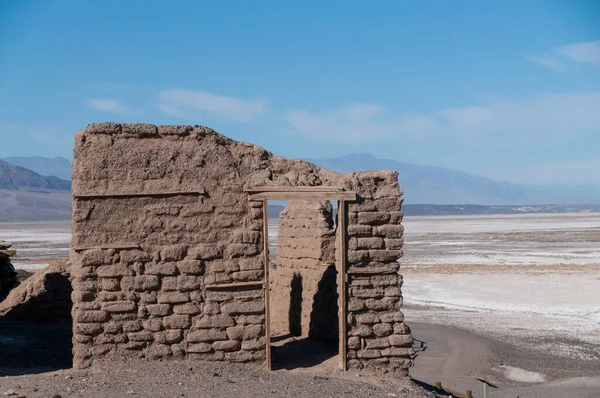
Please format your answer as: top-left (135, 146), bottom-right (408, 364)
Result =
top-left (3, 390), bottom-right (16, 396)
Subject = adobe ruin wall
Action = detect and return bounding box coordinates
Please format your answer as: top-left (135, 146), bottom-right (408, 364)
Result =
top-left (71, 122), bottom-right (413, 373)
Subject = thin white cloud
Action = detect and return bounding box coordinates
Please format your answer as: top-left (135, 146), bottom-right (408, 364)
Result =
top-left (491, 158), bottom-right (600, 185)
top-left (528, 40), bottom-right (600, 71)
top-left (157, 89), bottom-right (267, 122)
top-left (283, 104), bottom-right (437, 142)
top-left (437, 92), bottom-right (600, 139)
top-left (86, 98), bottom-right (137, 115)
top-left (283, 92), bottom-right (600, 142)
top-left (558, 40), bottom-right (600, 68)
top-left (526, 54), bottom-right (565, 71)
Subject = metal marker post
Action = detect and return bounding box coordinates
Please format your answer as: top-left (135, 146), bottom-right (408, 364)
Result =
top-left (476, 377), bottom-right (498, 398)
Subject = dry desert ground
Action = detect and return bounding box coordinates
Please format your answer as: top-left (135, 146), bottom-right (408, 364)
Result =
top-left (1, 212), bottom-right (599, 397)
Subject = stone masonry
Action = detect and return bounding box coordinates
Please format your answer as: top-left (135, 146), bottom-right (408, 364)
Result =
top-left (71, 122), bottom-right (413, 374)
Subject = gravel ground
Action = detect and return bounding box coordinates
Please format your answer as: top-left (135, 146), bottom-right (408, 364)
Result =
top-left (0, 359), bottom-right (435, 398)
top-left (0, 319), bottom-right (436, 398)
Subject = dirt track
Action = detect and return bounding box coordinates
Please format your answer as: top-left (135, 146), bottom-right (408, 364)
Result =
top-left (409, 322), bottom-right (600, 398)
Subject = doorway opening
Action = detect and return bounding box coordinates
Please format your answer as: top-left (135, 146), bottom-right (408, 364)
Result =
top-left (246, 186), bottom-right (354, 371)
top-left (269, 200), bottom-right (339, 371)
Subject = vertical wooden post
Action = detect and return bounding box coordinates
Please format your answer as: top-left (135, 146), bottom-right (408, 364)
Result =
top-left (262, 199), bottom-right (271, 371)
top-left (337, 200), bottom-right (348, 371)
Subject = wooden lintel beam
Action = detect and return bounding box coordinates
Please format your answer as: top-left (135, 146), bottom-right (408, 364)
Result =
top-left (248, 191), bottom-right (356, 201)
top-left (72, 244), bottom-right (141, 251)
top-left (347, 267), bottom-right (399, 275)
top-left (205, 281), bottom-right (264, 290)
top-left (245, 186), bottom-right (345, 193)
top-left (74, 190), bottom-right (206, 199)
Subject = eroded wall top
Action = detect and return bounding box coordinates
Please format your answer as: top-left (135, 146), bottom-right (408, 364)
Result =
top-left (73, 122), bottom-right (402, 199)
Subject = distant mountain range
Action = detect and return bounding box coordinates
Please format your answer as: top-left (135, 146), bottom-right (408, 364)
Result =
top-left (2, 156), bottom-right (72, 181)
top-left (6, 154), bottom-right (599, 205)
top-left (309, 154), bottom-right (600, 205)
top-left (0, 159), bottom-right (71, 191)
top-left (401, 204), bottom-right (600, 216)
top-left (1, 154), bottom-right (599, 222)
top-left (0, 159), bottom-right (71, 221)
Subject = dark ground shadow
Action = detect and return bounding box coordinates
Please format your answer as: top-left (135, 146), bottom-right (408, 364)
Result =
top-left (272, 266), bottom-right (339, 370)
top-left (0, 318), bottom-right (72, 376)
top-left (271, 336), bottom-right (338, 370)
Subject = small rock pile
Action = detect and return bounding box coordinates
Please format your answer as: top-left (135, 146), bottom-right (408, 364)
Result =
top-left (0, 259), bottom-right (72, 322)
top-left (0, 241), bottom-right (19, 302)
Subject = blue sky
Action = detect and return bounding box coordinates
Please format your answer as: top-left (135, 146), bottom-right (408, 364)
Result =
top-left (1, 0), bottom-right (599, 185)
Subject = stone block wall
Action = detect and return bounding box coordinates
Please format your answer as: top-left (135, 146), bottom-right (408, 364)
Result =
top-left (346, 197), bottom-right (414, 374)
top-left (71, 195), bottom-right (267, 368)
top-left (71, 122), bottom-right (412, 374)
top-left (270, 201), bottom-right (337, 339)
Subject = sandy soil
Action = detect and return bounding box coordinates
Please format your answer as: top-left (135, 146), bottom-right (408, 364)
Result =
top-left (409, 322), bottom-right (600, 398)
top-left (402, 264), bottom-right (600, 361)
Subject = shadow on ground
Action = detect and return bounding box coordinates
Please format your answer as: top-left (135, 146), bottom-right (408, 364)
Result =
top-left (271, 336), bottom-right (338, 371)
top-left (0, 318), bottom-right (72, 376)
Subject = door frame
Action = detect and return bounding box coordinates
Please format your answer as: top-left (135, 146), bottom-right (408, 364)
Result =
top-left (246, 186), bottom-right (356, 371)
